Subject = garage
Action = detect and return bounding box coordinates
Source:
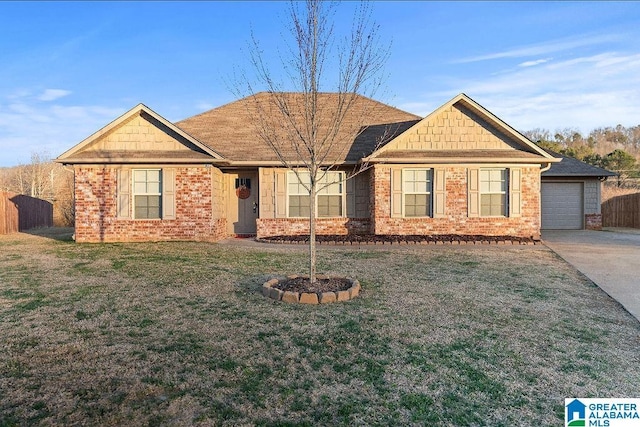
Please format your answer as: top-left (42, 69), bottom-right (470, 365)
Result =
top-left (540, 153), bottom-right (615, 230)
top-left (541, 182), bottom-right (583, 229)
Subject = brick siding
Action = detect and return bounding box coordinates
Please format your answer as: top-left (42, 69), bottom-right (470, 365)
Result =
top-left (74, 164), bottom-right (543, 242)
top-left (257, 217), bottom-right (370, 238)
top-left (371, 165), bottom-right (541, 239)
top-left (74, 166), bottom-right (227, 242)
top-left (585, 213), bottom-right (603, 230)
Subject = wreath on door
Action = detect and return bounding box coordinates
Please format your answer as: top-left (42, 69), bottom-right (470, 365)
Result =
top-left (236, 185), bottom-right (251, 199)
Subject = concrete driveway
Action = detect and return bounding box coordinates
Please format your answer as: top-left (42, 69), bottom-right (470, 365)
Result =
top-left (542, 228), bottom-right (640, 322)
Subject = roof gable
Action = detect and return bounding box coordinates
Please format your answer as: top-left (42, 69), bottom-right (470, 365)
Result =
top-left (57, 104), bottom-right (223, 164)
top-left (368, 93), bottom-right (559, 163)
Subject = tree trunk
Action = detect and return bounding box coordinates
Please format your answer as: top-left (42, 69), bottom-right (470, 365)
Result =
top-left (309, 180), bottom-right (316, 284)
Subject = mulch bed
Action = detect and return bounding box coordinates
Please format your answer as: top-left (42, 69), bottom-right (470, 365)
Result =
top-left (257, 234), bottom-right (541, 245)
top-left (273, 276), bottom-right (353, 294)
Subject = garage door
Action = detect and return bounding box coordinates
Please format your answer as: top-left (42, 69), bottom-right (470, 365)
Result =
top-left (541, 182), bottom-right (584, 229)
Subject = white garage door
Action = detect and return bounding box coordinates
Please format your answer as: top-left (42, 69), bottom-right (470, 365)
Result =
top-left (541, 182), bottom-right (584, 229)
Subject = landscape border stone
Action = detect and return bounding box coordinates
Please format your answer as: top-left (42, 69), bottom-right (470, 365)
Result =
top-left (262, 276), bottom-right (360, 304)
top-left (256, 234), bottom-right (542, 246)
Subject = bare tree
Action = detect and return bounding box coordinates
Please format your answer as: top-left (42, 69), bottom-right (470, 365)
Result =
top-left (234, 0), bottom-right (389, 283)
top-left (5, 152), bottom-right (55, 199)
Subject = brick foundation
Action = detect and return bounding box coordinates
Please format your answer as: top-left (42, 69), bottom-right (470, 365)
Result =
top-left (585, 213), bottom-right (602, 230)
top-left (256, 218), bottom-right (370, 238)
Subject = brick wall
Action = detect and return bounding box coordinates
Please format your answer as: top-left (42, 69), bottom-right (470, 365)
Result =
top-left (256, 218), bottom-right (370, 238)
top-left (74, 163), bottom-right (543, 242)
top-left (371, 165), bottom-right (541, 238)
top-left (585, 213), bottom-right (603, 230)
top-left (74, 166), bottom-right (227, 242)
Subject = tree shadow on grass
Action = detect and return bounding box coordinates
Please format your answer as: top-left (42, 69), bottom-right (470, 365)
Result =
top-left (22, 227), bottom-right (74, 242)
top-left (236, 275), bottom-right (279, 296)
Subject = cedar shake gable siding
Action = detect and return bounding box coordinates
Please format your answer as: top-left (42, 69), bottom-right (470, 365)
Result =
top-left (58, 104), bottom-right (222, 164)
top-left (367, 95), bottom-right (554, 163)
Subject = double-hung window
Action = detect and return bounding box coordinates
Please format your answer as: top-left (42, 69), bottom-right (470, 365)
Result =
top-left (133, 169), bottom-right (162, 219)
top-left (479, 169), bottom-right (507, 217)
top-left (288, 172), bottom-right (311, 218)
top-left (317, 172), bottom-right (343, 217)
top-left (287, 171), bottom-right (344, 218)
top-left (403, 169), bottom-right (432, 217)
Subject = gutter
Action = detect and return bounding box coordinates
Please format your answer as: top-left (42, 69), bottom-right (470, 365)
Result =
top-left (368, 157), bottom-right (561, 165)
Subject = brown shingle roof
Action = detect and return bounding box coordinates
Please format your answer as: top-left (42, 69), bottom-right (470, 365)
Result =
top-left (176, 92), bottom-right (421, 163)
top-left (376, 149), bottom-right (545, 161)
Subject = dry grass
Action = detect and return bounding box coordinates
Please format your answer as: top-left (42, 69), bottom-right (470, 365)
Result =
top-left (1, 228), bottom-right (639, 426)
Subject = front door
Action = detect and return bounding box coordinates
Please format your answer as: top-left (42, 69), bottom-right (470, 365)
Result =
top-left (227, 172), bottom-right (259, 235)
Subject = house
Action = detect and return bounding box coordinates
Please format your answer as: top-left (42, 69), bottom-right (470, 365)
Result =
top-left (57, 92), bottom-right (606, 243)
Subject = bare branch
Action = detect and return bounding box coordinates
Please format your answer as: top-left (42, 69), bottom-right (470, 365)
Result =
top-left (232, 0), bottom-right (389, 282)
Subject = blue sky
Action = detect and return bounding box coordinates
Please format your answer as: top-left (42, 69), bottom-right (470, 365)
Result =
top-left (1, 1), bottom-right (639, 167)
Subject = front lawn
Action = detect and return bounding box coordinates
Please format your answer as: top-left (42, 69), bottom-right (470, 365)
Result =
top-left (1, 228), bottom-right (638, 426)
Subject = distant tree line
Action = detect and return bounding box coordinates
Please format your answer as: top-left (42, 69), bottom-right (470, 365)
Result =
top-left (523, 125), bottom-right (640, 188)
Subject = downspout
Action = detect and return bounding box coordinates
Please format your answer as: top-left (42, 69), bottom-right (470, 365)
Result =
top-left (540, 162), bottom-right (552, 172)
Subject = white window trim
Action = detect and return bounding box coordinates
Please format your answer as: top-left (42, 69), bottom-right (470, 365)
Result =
top-left (132, 168), bottom-right (162, 220)
top-left (402, 168), bottom-right (433, 218)
top-left (286, 170), bottom-right (346, 218)
top-left (479, 168), bottom-right (508, 217)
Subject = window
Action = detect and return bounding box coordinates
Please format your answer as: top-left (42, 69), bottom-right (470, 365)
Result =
top-left (133, 169), bottom-right (162, 219)
top-left (287, 171), bottom-right (344, 217)
top-left (317, 172), bottom-right (343, 217)
top-left (402, 169), bottom-right (433, 217)
top-left (403, 169), bottom-right (432, 217)
top-left (480, 169), bottom-right (507, 216)
top-left (288, 172), bottom-right (311, 218)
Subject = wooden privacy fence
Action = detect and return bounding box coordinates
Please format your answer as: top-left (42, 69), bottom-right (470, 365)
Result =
top-left (602, 192), bottom-right (640, 228)
top-left (0, 191), bottom-right (53, 234)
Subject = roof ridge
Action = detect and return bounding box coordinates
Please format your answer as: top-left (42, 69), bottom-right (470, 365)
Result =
top-left (176, 92), bottom-right (421, 125)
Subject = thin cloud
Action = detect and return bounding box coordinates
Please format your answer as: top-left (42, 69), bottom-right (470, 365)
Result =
top-left (38, 89), bottom-right (72, 102)
top-left (0, 101), bottom-right (124, 165)
top-left (404, 51), bottom-right (640, 133)
top-left (453, 33), bottom-right (621, 64)
top-left (519, 58), bottom-right (551, 68)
